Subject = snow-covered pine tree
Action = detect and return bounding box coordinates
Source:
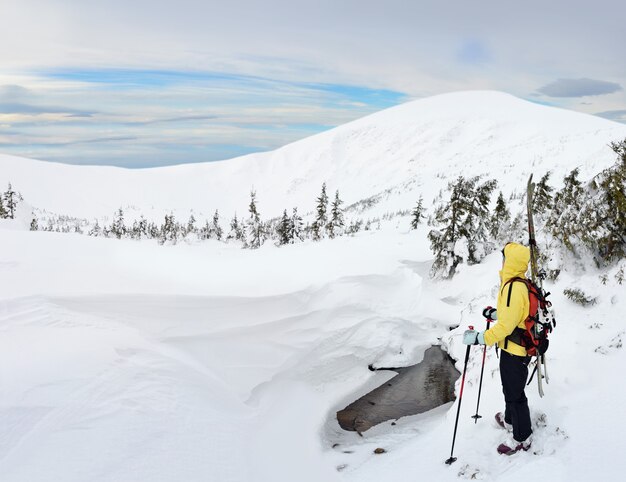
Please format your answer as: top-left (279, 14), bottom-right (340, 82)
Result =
top-left (312, 183), bottom-right (328, 241)
top-left (199, 220), bottom-right (210, 240)
top-left (3, 183), bottom-right (19, 219)
top-left (290, 207), bottom-right (303, 243)
top-left (428, 175), bottom-right (497, 278)
top-left (186, 214), bottom-right (197, 236)
top-left (277, 209), bottom-right (291, 245)
top-left (212, 210), bottom-right (223, 241)
top-left (130, 220), bottom-right (140, 239)
top-left (246, 191), bottom-right (265, 249)
top-left (110, 208), bottom-right (126, 239)
top-left (89, 220), bottom-right (102, 237)
top-left (347, 219), bottom-right (363, 234)
top-left (0, 195), bottom-right (6, 218)
top-left (30, 217), bottom-right (39, 231)
top-left (148, 222), bottom-right (159, 239)
top-left (584, 139), bottom-right (626, 264)
top-left (533, 171), bottom-right (554, 216)
top-left (227, 213), bottom-right (245, 242)
top-left (410, 196), bottom-right (425, 230)
top-left (489, 191), bottom-right (511, 241)
top-left (546, 168), bottom-right (587, 252)
top-left (137, 216), bottom-right (148, 239)
top-left (328, 190), bottom-right (345, 238)
top-left (161, 213), bottom-right (178, 244)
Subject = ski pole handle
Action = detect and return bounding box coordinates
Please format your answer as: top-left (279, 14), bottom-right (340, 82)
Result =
top-left (482, 306), bottom-right (497, 320)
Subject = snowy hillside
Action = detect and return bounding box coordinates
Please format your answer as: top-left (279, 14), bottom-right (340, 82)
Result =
top-left (2, 91), bottom-right (626, 222)
top-left (1, 91), bottom-right (626, 482)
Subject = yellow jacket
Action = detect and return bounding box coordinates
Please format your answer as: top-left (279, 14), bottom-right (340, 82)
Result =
top-left (483, 243), bottom-right (530, 357)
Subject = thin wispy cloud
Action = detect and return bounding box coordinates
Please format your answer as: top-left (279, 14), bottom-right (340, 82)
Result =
top-left (0, 69), bottom-right (408, 166)
top-left (0, 102), bottom-right (95, 116)
top-left (537, 78), bottom-right (623, 98)
top-left (595, 110), bottom-right (626, 122)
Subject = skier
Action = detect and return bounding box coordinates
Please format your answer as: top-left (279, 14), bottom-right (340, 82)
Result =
top-left (462, 242), bottom-right (533, 455)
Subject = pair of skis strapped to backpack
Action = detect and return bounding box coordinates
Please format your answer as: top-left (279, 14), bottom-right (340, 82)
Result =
top-left (524, 175), bottom-right (557, 397)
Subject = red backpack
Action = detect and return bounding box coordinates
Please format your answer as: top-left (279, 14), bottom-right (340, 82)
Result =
top-left (502, 277), bottom-right (555, 356)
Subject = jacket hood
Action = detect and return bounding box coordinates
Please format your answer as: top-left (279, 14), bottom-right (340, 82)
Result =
top-left (500, 243), bottom-right (530, 283)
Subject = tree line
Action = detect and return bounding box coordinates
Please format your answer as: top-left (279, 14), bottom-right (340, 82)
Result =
top-left (27, 182), bottom-right (391, 248)
top-left (426, 138), bottom-right (626, 278)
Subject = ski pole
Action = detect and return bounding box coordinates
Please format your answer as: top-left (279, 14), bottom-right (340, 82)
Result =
top-left (445, 326), bottom-right (473, 466)
top-left (471, 312), bottom-right (493, 423)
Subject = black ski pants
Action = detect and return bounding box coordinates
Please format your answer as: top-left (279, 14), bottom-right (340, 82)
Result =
top-left (500, 350), bottom-right (532, 442)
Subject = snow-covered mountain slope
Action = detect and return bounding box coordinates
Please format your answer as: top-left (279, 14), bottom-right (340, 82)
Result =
top-left (2, 91), bottom-right (626, 221)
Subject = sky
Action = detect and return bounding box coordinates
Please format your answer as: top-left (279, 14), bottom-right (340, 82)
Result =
top-left (0, 0), bottom-right (625, 168)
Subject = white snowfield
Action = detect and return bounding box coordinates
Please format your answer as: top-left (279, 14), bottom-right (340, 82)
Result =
top-left (1, 91), bottom-right (626, 482)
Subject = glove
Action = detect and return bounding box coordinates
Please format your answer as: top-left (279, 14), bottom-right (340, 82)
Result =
top-left (482, 306), bottom-right (498, 320)
top-left (463, 330), bottom-right (486, 345)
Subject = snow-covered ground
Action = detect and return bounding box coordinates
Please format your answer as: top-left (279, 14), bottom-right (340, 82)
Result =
top-left (1, 91), bottom-right (626, 481)
top-left (1, 221), bottom-right (625, 481)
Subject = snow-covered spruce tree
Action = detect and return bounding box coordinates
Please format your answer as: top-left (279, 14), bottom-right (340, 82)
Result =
top-left (130, 220), bottom-right (140, 240)
top-left (489, 191), bottom-right (511, 241)
top-left (327, 190), bottom-right (344, 238)
top-left (410, 196), bottom-right (425, 230)
top-left (289, 207), bottom-right (303, 243)
top-left (246, 191), bottom-right (265, 249)
top-left (546, 168), bottom-right (587, 252)
top-left (584, 139), bottom-right (626, 264)
top-left (533, 171), bottom-right (554, 216)
top-left (199, 220), bottom-right (210, 240)
top-left (312, 182), bottom-right (328, 241)
top-left (30, 217), bottom-right (39, 231)
top-left (110, 208), bottom-right (126, 239)
top-left (212, 210), bottom-right (223, 241)
top-left (137, 216), bottom-right (148, 239)
top-left (148, 222), bottom-right (159, 239)
top-left (89, 220), bottom-right (102, 237)
top-left (346, 218), bottom-right (363, 234)
top-left (160, 214), bottom-right (178, 244)
top-left (186, 214), bottom-right (197, 236)
top-left (227, 213), bottom-right (246, 243)
top-left (276, 209), bottom-right (291, 245)
top-left (3, 183), bottom-right (19, 219)
top-left (428, 175), bottom-right (498, 279)
top-left (0, 195), bottom-right (6, 218)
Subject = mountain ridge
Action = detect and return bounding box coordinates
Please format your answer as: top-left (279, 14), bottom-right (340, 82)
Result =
top-left (2, 90), bottom-right (625, 220)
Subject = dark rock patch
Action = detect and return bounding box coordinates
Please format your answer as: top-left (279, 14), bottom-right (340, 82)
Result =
top-left (337, 345), bottom-right (459, 433)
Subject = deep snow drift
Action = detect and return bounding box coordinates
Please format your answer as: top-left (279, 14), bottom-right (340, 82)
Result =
top-left (2, 225), bottom-right (625, 482)
top-left (1, 91), bottom-right (626, 481)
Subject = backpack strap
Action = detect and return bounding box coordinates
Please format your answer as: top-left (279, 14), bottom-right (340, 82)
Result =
top-left (501, 278), bottom-right (528, 350)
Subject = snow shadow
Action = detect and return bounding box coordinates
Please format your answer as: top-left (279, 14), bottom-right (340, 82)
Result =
top-left (336, 345), bottom-right (459, 433)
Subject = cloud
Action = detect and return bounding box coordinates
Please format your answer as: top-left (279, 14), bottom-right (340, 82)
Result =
top-left (0, 84), bottom-right (32, 100)
top-left (136, 115), bottom-right (218, 125)
top-left (594, 109), bottom-right (626, 123)
top-left (456, 40), bottom-right (491, 64)
top-left (0, 69), bottom-right (409, 166)
top-left (537, 78), bottom-right (623, 98)
top-left (0, 101), bottom-right (95, 116)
